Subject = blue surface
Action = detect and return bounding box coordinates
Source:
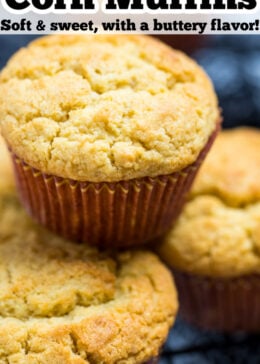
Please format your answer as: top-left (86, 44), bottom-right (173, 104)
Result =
top-left (161, 318), bottom-right (260, 363)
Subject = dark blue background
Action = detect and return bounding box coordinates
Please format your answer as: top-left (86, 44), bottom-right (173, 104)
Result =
top-left (1, 35), bottom-right (260, 364)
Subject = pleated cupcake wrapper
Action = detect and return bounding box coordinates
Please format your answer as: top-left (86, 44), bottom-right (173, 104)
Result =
top-left (10, 125), bottom-right (219, 248)
top-left (174, 270), bottom-right (260, 332)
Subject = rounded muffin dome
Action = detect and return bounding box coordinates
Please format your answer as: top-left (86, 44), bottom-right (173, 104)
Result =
top-left (0, 34), bottom-right (219, 182)
top-left (158, 128), bottom-right (260, 278)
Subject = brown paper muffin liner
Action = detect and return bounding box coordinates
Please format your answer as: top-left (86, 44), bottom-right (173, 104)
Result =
top-left (174, 270), bottom-right (260, 332)
top-left (10, 125), bottom-right (219, 248)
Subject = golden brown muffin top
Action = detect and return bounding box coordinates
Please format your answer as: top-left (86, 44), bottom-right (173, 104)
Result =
top-left (0, 139), bottom-right (178, 363)
top-left (0, 35), bottom-right (219, 182)
top-left (158, 128), bottom-right (260, 278)
top-left (191, 127), bottom-right (260, 206)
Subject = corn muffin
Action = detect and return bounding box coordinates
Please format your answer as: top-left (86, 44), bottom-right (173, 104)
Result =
top-left (0, 137), bottom-right (178, 363)
top-left (0, 34), bottom-right (220, 247)
top-left (158, 127), bottom-right (260, 332)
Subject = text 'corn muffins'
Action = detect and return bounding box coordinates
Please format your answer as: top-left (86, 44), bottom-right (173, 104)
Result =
top-left (0, 34), bottom-right (220, 247)
top-left (158, 128), bottom-right (260, 332)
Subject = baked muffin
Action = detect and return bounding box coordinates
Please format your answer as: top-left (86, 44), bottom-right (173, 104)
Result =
top-left (0, 138), bottom-right (178, 363)
top-left (0, 34), bottom-right (220, 247)
top-left (158, 127), bottom-right (260, 332)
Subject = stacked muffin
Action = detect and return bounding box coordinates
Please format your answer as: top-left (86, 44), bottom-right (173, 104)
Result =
top-left (0, 34), bottom-right (221, 362)
top-left (158, 128), bottom-right (260, 332)
top-left (0, 35), bottom-right (219, 248)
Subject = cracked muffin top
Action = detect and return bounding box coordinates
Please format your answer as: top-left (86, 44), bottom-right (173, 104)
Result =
top-left (0, 138), bottom-right (177, 364)
top-left (158, 128), bottom-right (260, 278)
top-left (0, 34), bottom-right (219, 182)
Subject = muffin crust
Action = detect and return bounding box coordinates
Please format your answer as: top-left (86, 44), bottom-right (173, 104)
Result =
top-left (158, 128), bottom-right (260, 278)
top-left (0, 35), bottom-right (219, 182)
top-left (191, 127), bottom-right (260, 206)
